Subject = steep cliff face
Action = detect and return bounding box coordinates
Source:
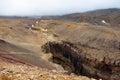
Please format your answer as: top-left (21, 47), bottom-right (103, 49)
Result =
top-left (42, 41), bottom-right (120, 80)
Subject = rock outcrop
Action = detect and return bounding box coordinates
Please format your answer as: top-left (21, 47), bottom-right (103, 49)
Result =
top-left (40, 20), bottom-right (120, 80)
top-left (42, 41), bottom-right (120, 80)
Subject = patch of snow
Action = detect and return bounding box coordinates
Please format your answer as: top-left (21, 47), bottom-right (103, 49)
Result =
top-left (36, 21), bottom-right (38, 24)
top-left (101, 20), bottom-right (106, 24)
top-left (31, 25), bottom-right (34, 27)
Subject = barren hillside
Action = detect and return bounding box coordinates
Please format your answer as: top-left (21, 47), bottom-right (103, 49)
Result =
top-left (59, 8), bottom-right (120, 28)
top-left (0, 18), bottom-right (93, 80)
top-left (0, 9), bottom-right (120, 80)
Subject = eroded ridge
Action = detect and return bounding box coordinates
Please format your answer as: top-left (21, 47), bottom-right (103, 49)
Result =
top-left (42, 41), bottom-right (120, 80)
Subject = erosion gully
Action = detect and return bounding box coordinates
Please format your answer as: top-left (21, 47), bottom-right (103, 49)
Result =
top-left (42, 41), bottom-right (120, 80)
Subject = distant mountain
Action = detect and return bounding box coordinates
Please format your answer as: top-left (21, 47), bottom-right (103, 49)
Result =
top-left (60, 8), bottom-right (120, 27)
top-left (0, 16), bottom-right (30, 19)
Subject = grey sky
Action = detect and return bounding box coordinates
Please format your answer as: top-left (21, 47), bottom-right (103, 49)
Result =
top-left (0, 0), bottom-right (120, 16)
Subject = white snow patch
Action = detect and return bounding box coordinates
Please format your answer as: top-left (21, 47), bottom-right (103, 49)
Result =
top-left (101, 20), bottom-right (106, 24)
top-left (31, 25), bottom-right (34, 27)
top-left (36, 21), bottom-right (39, 24)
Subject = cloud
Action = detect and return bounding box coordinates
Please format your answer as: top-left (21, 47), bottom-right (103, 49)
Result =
top-left (0, 0), bottom-right (119, 16)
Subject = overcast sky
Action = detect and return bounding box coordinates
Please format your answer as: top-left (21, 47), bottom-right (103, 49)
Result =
top-left (0, 0), bottom-right (120, 16)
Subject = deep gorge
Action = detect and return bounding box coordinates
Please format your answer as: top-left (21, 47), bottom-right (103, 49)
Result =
top-left (42, 41), bottom-right (120, 80)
